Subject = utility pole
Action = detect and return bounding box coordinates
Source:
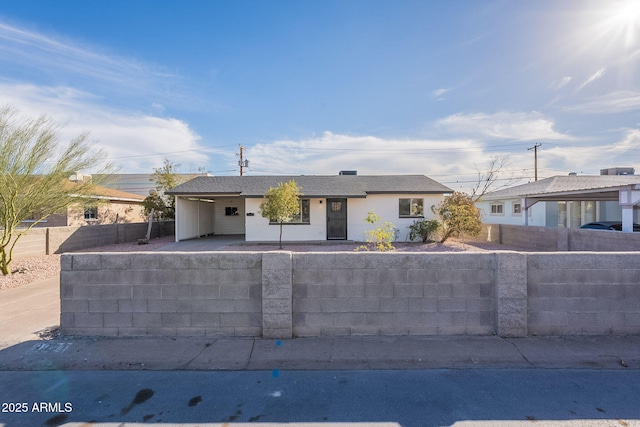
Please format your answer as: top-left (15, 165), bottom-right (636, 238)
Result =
top-left (237, 144), bottom-right (249, 176)
top-left (527, 143), bottom-right (541, 181)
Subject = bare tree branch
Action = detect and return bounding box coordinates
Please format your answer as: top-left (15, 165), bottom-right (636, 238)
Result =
top-left (470, 155), bottom-right (519, 201)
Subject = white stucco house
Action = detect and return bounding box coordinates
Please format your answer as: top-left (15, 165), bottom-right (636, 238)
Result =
top-left (166, 173), bottom-right (452, 242)
top-left (476, 170), bottom-right (640, 232)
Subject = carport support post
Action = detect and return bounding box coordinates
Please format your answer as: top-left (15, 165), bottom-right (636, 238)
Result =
top-left (621, 205), bottom-right (634, 233)
top-left (261, 251), bottom-right (293, 339)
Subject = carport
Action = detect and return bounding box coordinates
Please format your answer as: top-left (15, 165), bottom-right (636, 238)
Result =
top-left (173, 194), bottom-right (246, 242)
top-left (519, 180), bottom-right (640, 232)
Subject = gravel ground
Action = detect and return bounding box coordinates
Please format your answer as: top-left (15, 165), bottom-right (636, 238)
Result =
top-left (0, 236), bottom-right (526, 291)
top-left (224, 239), bottom-right (514, 252)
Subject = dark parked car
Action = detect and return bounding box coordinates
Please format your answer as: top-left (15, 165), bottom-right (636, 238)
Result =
top-left (580, 221), bottom-right (640, 232)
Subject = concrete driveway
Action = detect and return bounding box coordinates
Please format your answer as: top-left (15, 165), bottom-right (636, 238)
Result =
top-left (153, 234), bottom-right (245, 251)
top-left (0, 276), bottom-right (59, 349)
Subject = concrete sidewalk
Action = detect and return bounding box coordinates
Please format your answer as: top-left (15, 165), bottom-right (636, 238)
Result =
top-left (0, 334), bottom-right (638, 371)
top-left (1, 276), bottom-right (639, 372)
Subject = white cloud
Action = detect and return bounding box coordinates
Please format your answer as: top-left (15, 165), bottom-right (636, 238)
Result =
top-left (0, 83), bottom-right (209, 173)
top-left (563, 90), bottom-right (640, 114)
top-left (244, 131), bottom-right (524, 193)
top-left (432, 88), bottom-right (450, 100)
top-left (435, 111), bottom-right (573, 141)
top-left (576, 68), bottom-right (606, 92)
top-left (0, 21), bottom-right (194, 108)
top-left (550, 76), bottom-right (572, 91)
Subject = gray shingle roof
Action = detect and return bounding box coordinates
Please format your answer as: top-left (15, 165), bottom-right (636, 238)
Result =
top-left (167, 175), bottom-right (452, 198)
top-left (481, 175), bottom-right (640, 200)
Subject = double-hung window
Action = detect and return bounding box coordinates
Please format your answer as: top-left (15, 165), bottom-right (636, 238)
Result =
top-left (490, 203), bottom-right (504, 215)
top-left (399, 198), bottom-right (424, 217)
top-left (270, 199), bottom-right (310, 224)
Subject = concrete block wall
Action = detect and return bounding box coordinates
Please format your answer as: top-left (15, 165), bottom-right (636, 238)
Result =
top-left (528, 253), bottom-right (640, 335)
top-left (61, 251), bottom-right (262, 337)
top-left (292, 252), bottom-right (495, 337)
top-left (499, 225), bottom-right (562, 251)
top-left (61, 250), bottom-right (640, 338)
top-left (11, 228), bottom-right (47, 258)
top-left (12, 221), bottom-right (174, 259)
top-left (473, 223), bottom-right (640, 252)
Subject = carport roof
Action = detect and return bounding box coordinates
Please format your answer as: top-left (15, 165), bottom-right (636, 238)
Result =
top-left (481, 175), bottom-right (640, 201)
top-left (166, 175), bottom-right (452, 198)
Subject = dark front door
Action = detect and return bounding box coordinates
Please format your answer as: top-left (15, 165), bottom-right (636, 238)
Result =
top-left (326, 198), bottom-right (347, 240)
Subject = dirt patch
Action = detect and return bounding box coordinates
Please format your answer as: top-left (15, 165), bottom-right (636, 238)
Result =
top-left (0, 236), bottom-right (175, 290)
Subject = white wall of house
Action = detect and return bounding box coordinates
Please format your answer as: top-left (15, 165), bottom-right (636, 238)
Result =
top-left (477, 199), bottom-right (547, 226)
top-left (175, 197), bottom-right (215, 241)
top-left (348, 193), bottom-right (445, 242)
top-left (213, 198), bottom-right (246, 235)
top-left (477, 199), bottom-right (640, 229)
top-left (243, 193), bottom-right (445, 242)
top-left (244, 197), bottom-right (326, 241)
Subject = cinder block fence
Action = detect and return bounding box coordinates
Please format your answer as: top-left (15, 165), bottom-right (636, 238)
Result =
top-left (60, 251), bottom-right (640, 338)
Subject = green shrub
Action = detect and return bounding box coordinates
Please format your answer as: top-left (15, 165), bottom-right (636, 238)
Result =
top-left (408, 219), bottom-right (441, 243)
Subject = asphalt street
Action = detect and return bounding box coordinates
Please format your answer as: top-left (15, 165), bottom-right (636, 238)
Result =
top-left (1, 369), bottom-right (639, 427)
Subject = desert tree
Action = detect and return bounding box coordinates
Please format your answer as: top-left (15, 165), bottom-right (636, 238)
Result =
top-left (259, 180), bottom-right (302, 249)
top-left (432, 191), bottom-right (482, 243)
top-left (0, 106), bottom-right (112, 275)
top-left (149, 158), bottom-right (184, 219)
top-left (150, 158), bottom-right (207, 219)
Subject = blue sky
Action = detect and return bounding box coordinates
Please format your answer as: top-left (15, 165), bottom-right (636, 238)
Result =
top-left (1, 0), bottom-right (639, 192)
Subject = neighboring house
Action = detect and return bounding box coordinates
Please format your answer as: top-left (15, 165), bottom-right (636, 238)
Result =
top-left (95, 173), bottom-right (210, 197)
top-left (22, 186), bottom-right (146, 227)
top-left (476, 169), bottom-right (640, 232)
top-left (166, 172), bottom-right (452, 242)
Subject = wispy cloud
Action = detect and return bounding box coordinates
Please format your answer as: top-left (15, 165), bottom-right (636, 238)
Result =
top-left (0, 21), bottom-right (213, 173)
top-left (435, 111), bottom-right (573, 141)
top-left (576, 68), bottom-right (606, 92)
top-left (563, 90), bottom-right (640, 114)
top-left (0, 83), bottom-right (209, 173)
top-left (0, 21), bottom-right (192, 107)
top-left (550, 76), bottom-right (572, 91)
top-left (432, 88), bottom-right (451, 100)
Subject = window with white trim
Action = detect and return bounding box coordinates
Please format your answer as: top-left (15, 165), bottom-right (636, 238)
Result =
top-left (399, 198), bottom-right (424, 217)
top-left (490, 203), bottom-right (504, 215)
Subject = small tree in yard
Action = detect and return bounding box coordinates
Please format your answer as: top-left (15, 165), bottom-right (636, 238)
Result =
top-left (432, 192), bottom-right (482, 243)
top-left (142, 190), bottom-right (168, 221)
top-left (0, 106), bottom-right (112, 275)
top-left (408, 219), bottom-right (440, 243)
top-left (150, 158), bottom-right (183, 219)
top-left (259, 180), bottom-right (302, 249)
top-left (357, 210), bottom-right (396, 252)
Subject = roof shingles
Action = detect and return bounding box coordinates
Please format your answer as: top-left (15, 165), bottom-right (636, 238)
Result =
top-left (167, 175), bottom-right (452, 198)
top-left (481, 175), bottom-right (640, 200)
